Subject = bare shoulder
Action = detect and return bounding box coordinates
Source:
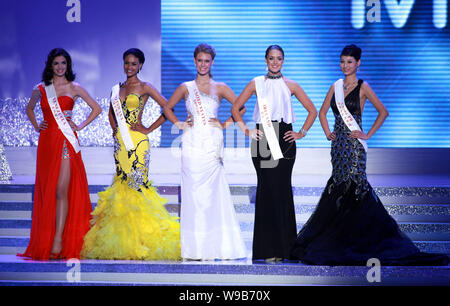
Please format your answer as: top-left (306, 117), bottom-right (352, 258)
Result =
top-left (214, 81), bottom-right (231, 91)
top-left (360, 80), bottom-right (374, 95)
top-left (31, 83), bottom-right (43, 99)
top-left (361, 80), bottom-right (371, 90)
top-left (33, 82), bottom-right (44, 92)
top-left (214, 81), bottom-right (227, 87)
top-left (174, 82), bottom-right (188, 96)
top-left (143, 81), bottom-right (158, 92)
top-left (284, 77), bottom-right (301, 87)
top-left (70, 82), bottom-right (93, 102)
top-left (179, 81), bottom-right (189, 91)
top-left (283, 77), bottom-right (295, 84)
top-left (283, 77), bottom-right (302, 93)
top-left (70, 81), bottom-right (84, 92)
top-left (248, 78), bottom-right (256, 88)
top-left (324, 83), bottom-right (335, 101)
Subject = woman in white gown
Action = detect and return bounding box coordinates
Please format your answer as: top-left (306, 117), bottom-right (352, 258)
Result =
top-left (163, 43), bottom-right (247, 260)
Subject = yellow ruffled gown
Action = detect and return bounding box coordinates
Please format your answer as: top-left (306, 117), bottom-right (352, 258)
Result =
top-left (81, 93), bottom-right (181, 260)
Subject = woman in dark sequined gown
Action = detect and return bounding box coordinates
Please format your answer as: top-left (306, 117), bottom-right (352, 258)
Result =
top-left (289, 45), bottom-right (449, 266)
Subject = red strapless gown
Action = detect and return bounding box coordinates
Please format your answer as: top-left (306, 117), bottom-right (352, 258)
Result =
top-left (18, 85), bottom-right (92, 260)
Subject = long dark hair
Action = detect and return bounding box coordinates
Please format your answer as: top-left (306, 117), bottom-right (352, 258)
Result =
top-left (41, 48), bottom-right (76, 86)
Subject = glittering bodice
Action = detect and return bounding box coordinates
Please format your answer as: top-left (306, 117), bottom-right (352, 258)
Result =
top-left (185, 91), bottom-right (220, 122)
top-left (328, 79), bottom-right (369, 198)
top-left (39, 84), bottom-right (75, 130)
top-left (121, 93), bottom-right (144, 125)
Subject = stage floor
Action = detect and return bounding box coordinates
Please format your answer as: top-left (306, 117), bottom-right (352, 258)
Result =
top-left (1, 254), bottom-right (449, 286)
top-left (1, 147), bottom-right (449, 286)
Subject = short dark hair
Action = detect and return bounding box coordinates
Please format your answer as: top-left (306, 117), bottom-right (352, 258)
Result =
top-left (265, 45), bottom-right (284, 59)
top-left (123, 48), bottom-right (145, 64)
top-left (42, 48), bottom-right (76, 86)
top-left (340, 44), bottom-right (362, 61)
top-left (193, 43), bottom-right (216, 60)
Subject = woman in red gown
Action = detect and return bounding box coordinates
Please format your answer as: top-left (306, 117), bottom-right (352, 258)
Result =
top-left (19, 48), bottom-right (101, 260)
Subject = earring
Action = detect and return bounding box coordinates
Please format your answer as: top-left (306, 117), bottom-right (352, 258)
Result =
top-left (265, 66), bottom-right (268, 71)
top-left (357, 66), bottom-right (360, 72)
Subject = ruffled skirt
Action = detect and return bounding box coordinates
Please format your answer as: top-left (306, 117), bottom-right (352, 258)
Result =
top-left (81, 176), bottom-right (181, 260)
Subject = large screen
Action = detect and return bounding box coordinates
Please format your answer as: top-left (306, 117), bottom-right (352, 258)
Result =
top-left (1, 1), bottom-right (448, 149)
top-left (160, 0), bottom-right (450, 148)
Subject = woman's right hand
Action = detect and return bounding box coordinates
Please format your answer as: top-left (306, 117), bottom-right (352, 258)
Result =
top-left (326, 131), bottom-right (336, 141)
top-left (175, 121), bottom-right (188, 130)
top-left (35, 121), bottom-right (48, 132)
top-left (246, 128), bottom-right (264, 140)
top-left (185, 115), bottom-right (194, 127)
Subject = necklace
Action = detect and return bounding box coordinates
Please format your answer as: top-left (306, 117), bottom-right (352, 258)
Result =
top-left (266, 73), bottom-right (282, 79)
top-left (343, 79), bottom-right (358, 91)
top-left (121, 80), bottom-right (141, 88)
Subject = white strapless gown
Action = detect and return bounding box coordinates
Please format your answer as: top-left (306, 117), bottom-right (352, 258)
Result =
top-left (180, 84), bottom-right (246, 260)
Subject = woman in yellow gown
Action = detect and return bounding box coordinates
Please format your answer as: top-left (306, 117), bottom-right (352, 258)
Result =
top-left (81, 48), bottom-right (181, 260)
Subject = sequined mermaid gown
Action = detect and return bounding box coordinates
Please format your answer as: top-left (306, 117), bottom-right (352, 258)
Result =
top-left (290, 80), bottom-right (449, 266)
top-left (81, 93), bottom-right (181, 260)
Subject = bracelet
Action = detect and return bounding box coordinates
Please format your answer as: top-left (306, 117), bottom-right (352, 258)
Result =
top-left (300, 128), bottom-right (308, 136)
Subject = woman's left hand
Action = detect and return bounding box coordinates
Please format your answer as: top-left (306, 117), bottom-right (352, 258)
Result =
top-left (186, 115), bottom-right (194, 127)
top-left (130, 123), bottom-right (148, 135)
top-left (283, 130), bottom-right (303, 143)
top-left (349, 130), bottom-right (369, 140)
top-left (67, 119), bottom-right (80, 132)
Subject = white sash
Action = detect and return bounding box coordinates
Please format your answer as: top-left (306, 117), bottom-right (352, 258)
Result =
top-left (44, 84), bottom-right (80, 153)
top-left (184, 81), bottom-right (224, 159)
top-left (334, 79), bottom-right (368, 152)
top-left (255, 76), bottom-right (283, 160)
top-left (185, 81), bottom-right (208, 126)
top-left (111, 84), bottom-right (134, 151)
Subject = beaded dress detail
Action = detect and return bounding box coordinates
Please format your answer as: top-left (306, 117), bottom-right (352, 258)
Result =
top-left (290, 80), bottom-right (449, 266)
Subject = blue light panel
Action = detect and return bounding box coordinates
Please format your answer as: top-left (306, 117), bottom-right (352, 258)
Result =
top-left (161, 0), bottom-right (450, 148)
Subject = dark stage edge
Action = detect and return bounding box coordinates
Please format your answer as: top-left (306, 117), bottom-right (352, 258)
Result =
top-left (0, 182), bottom-right (449, 286)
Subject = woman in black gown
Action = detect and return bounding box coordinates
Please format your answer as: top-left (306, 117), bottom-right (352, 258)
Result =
top-left (232, 45), bottom-right (317, 262)
top-left (289, 44), bottom-right (449, 266)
